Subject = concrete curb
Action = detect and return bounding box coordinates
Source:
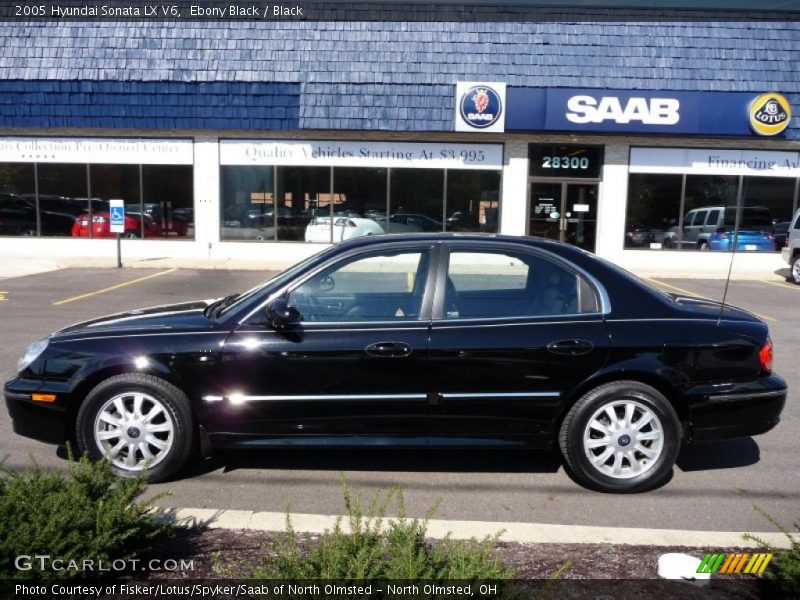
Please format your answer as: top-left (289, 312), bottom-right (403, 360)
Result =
top-left (163, 507), bottom-right (792, 549)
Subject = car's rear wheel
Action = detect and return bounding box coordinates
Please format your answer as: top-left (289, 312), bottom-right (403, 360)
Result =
top-left (76, 373), bottom-right (194, 482)
top-left (558, 381), bottom-right (681, 493)
top-left (792, 255), bottom-right (800, 285)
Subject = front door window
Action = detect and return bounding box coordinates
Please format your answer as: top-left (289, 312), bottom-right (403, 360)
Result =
top-left (287, 249), bottom-right (430, 322)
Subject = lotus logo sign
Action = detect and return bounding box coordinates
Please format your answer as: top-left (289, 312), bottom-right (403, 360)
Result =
top-left (749, 93), bottom-right (791, 136)
top-left (455, 82), bottom-right (506, 133)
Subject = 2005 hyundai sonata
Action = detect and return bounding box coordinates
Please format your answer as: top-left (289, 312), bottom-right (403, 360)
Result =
top-left (4, 234), bottom-right (787, 492)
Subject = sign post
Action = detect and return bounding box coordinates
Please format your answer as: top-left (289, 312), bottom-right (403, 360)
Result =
top-left (109, 199), bottom-right (125, 268)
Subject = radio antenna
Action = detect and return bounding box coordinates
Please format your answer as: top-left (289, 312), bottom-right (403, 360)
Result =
top-left (717, 236), bottom-right (737, 327)
top-left (718, 195), bottom-right (743, 327)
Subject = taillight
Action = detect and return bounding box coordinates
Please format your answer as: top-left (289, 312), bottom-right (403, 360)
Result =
top-left (759, 338), bottom-right (773, 374)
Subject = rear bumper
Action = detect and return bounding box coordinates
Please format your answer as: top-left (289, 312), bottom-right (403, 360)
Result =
top-left (4, 384), bottom-right (68, 445)
top-left (687, 375), bottom-right (787, 442)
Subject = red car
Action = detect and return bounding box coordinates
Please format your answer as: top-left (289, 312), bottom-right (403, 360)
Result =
top-left (71, 212), bottom-right (162, 238)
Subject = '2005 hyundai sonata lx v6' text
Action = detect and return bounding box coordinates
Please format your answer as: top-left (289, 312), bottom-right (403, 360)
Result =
top-left (4, 234), bottom-right (787, 492)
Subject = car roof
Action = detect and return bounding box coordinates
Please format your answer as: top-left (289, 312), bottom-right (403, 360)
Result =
top-left (334, 232), bottom-right (580, 253)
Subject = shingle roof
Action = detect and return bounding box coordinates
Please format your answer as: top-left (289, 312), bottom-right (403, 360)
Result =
top-left (0, 17), bottom-right (798, 136)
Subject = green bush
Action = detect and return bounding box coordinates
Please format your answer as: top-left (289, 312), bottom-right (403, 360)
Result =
top-left (255, 476), bottom-right (514, 582)
top-left (744, 506), bottom-right (800, 599)
top-left (0, 454), bottom-right (171, 580)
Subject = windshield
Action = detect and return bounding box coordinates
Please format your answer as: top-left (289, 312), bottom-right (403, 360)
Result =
top-left (217, 246), bottom-right (335, 316)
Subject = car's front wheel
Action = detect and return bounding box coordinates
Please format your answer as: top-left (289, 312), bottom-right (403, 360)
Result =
top-left (76, 373), bottom-right (194, 482)
top-left (558, 381), bottom-right (681, 493)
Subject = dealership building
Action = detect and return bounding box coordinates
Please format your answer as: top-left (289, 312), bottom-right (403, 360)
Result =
top-left (0, 6), bottom-right (798, 274)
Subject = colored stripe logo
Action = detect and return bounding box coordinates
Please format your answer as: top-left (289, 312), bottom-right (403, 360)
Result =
top-left (697, 552), bottom-right (773, 574)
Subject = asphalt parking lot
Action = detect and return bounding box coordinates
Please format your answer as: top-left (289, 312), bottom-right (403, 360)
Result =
top-left (0, 267), bottom-right (797, 533)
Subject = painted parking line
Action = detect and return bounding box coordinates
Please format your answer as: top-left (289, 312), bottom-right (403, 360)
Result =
top-left (646, 277), bottom-right (777, 323)
top-left (645, 277), bottom-right (701, 298)
top-left (0, 291), bottom-right (7, 301)
top-left (52, 268), bottom-right (178, 306)
top-left (759, 278), bottom-right (800, 292)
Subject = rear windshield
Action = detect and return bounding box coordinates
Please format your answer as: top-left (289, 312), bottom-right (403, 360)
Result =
top-left (723, 208), bottom-right (772, 229)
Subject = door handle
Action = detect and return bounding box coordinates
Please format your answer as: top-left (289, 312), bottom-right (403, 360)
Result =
top-left (365, 341), bottom-right (412, 357)
top-left (547, 339), bottom-right (594, 356)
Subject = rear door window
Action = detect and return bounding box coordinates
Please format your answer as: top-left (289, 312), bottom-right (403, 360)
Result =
top-left (443, 249), bottom-right (600, 319)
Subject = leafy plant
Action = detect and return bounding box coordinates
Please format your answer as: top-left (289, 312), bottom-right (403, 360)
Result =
top-left (743, 506), bottom-right (800, 599)
top-left (254, 475), bottom-right (514, 585)
top-left (0, 453), bottom-right (171, 580)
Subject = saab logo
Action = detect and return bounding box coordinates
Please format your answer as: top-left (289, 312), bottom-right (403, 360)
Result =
top-left (460, 85), bottom-right (503, 129)
top-left (749, 93), bottom-right (791, 136)
top-left (566, 95), bottom-right (680, 126)
top-left (697, 552), bottom-right (773, 575)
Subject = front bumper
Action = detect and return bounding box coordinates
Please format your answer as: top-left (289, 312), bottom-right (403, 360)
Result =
top-left (782, 247), bottom-right (792, 264)
top-left (687, 375), bottom-right (787, 442)
top-left (4, 381), bottom-right (68, 445)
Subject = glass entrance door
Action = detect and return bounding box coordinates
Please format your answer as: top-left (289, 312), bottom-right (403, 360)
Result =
top-left (528, 181), bottom-right (598, 252)
top-left (564, 184), bottom-right (597, 252)
top-left (528, 182), bottom-right (562, 243)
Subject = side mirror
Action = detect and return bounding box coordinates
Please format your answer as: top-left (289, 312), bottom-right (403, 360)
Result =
top-left (265, 298), bottom-right (300, 330)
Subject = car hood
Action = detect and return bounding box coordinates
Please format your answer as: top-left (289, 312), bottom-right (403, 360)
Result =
top-left (54, 300), bottom-right (218, 337)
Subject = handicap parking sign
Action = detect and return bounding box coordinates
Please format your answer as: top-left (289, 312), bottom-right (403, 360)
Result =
top-left (109, 199), bottom-right (125, 233)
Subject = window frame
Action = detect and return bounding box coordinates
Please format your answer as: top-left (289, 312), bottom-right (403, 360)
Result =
top-left (431, 242), bottom-right (608, 323)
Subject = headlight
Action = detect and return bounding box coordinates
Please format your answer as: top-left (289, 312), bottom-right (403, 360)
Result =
top-left (18, 338), bottom-right (49, 373)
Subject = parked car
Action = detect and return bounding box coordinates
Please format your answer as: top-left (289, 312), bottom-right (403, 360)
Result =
top-left (706, 228), bottom-right (774, 252)
top-left (71, 211), bottom-right (162, 238)
top-left (679, 206), bottom-right (772, 250)
top-left (304, 216), bottom-right (384, 243)
top-left (385, 213), bottom-right (443, 233)
top-left (5, 234), bottom-right (786, 492)
top-left (781, 208), bottom-right (800, 284)
top-left (0, 193), bottom-right (76, 236)
top-left (126, 203), bottom-right (190, 237)
top-left (624, 223), bottom-right (667, 248)
top-left (773, 221), bottom-right (790, 251)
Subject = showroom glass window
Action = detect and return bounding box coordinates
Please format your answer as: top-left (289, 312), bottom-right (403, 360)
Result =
top-left (445, 171), bottom-right (501, 233)
top-left (142, 165), bottom-right (194, 239)
top-left (0, 161), bottom-right (193, 239)
top-left (625, 169), bottom-right (799, 253)
top-left (221, 165), bottom-right (501, 243)
top-left (0, 163), bottom-right (37, 237)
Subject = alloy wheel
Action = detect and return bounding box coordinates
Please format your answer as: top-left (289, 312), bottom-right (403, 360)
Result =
top-left (582, 399), bottom-right (664, 479)
top-left (93, 391), bottom-right (175, 471)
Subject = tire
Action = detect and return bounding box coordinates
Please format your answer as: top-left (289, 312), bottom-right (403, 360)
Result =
top-left (792, 254), bottom-right (800, 285)
top-left (122, 231), bottom-right (139, 239)
top-left (698, 241), bottom-right (709, 251)
top-left (558, 381), bottom-right (681, 493)
top-left (76, 373), bottom-right (194, 482)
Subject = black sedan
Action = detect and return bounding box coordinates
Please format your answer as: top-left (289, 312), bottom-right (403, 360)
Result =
top-left (4, 234), bottom-right (787, 492)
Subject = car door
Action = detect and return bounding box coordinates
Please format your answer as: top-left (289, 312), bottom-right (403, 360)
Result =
top-left (427, 243), bottom-right (610, 445)
top-left (215, 243), bottom-right (437, 439)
